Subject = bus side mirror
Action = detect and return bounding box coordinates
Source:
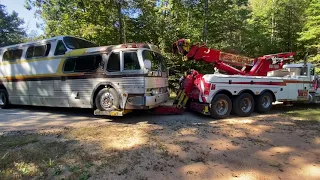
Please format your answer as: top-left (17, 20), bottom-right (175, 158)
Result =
top-left (144, 59), bottom-right (151, 70)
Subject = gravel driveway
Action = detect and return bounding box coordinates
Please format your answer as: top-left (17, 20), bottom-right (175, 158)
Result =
top-left (0, 105), bottom-right (319, 180)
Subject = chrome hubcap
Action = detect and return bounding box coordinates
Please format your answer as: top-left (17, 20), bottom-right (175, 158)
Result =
top-left (262, 96), bottom-right (271, 108)
top-left (216, 100), bottom-right (228, 115)
top-left (241, 98), bottom-right (252, 113)
top-left (0, 92), bottom-right (5, 105)
top-left (100, 92), bottom-right (114, 109)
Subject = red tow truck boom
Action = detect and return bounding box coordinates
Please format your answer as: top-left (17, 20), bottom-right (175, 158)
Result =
top-left (173, 39), bottom-right (295, 76)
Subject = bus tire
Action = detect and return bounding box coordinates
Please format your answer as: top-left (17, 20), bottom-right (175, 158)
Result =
top-left (0, 89), bottom-right (10, 109)
top-left (255, 92), bottom-right (273, 113)
top-left (95, 88), bottom-right (120, 111)
top-left (232, 93), bottom-right (254, 117)
top-left (209, 94), bottom-right (232, 119)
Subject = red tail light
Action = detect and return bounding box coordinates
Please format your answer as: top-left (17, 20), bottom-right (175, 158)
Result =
top-left (203, 81), bottom-right (211, 96)
top-left (203, 80), bottom-right (215, 96)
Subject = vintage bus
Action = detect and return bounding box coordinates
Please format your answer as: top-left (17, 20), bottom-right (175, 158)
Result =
top-left (0, 36), bottom-right (169, 115)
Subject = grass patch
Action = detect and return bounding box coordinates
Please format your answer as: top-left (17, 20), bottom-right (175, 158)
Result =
top-left (0, 134), bottom-right (39, 150)
top-left (283, 108), bottom-right (320, 121)
top-left (0, 134), bottom-right (69, 179)
top-left (0, 133), bottom-right (98, 180)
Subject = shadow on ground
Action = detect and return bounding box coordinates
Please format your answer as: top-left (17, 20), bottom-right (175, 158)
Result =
top-left (0, 103), bottom-right (319, 179)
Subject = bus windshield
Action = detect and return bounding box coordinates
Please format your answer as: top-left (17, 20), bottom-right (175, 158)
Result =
top-left (142, 50), bottom-right (166, 72)
top-left (63, 36), bottom-right (98, 49)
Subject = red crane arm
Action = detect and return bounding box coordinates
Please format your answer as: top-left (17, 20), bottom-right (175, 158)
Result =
top-left (173, 39), bottom-right (295, 76)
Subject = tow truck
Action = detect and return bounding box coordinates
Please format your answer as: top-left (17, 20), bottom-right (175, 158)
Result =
top-left (155, 39), bottom-right (320, 118)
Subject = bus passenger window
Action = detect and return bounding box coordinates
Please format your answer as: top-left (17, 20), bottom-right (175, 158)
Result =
top-left (26, 44), bottom-right (51, 59)
top-left (54, 40), bottom-right (67, 55)
top-left (63, 55), bottom-right (102, 73)
top-left (3, 49), bottom-right (23, 61)
top-left (107, 52), bottom-right (120, 72)
top-left (124, 51), bottom-right (140, 70)
top-left (64, 59), bottom-right (75, 72)
top-left (34, 45), bottom-right (46, 57)
top-left (74, 56), bottom-right (96, 72)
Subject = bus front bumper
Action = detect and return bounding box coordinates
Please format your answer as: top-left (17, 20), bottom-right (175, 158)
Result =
top-left (125, 92), bottom-right (169, 109)
top-left (145, 92), bottom-right (170, 108)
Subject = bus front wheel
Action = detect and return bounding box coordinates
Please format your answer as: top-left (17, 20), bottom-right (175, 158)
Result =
top-left (0, 89), bottom-right (10, 109)
top-left (95, 88), bottom-right (120, 111)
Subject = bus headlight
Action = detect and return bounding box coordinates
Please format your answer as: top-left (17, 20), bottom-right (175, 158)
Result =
top-left (151, 88), bottom-right (160, 95)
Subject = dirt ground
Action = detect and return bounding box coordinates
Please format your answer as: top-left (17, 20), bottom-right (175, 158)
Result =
top-left (0, 105), bottom-right (319, 180)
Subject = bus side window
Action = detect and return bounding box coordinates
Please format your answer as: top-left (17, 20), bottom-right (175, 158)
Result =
top-left (74, 56), bottom-right (96, 72)
top-left (311, 67), bottom-right (315, 76)
top-left (123, 51), bottom-right (140, 70)
top-left (63, 55), bottom-right (102, 73)
top-left (55, 40), bottom-right (67, 55)
top-left (26, 44), bottom-right (51, 59)
top-left (3, 49), bottom-right (23, 61)
top-left (64, 58), bottom-right (75, 72)
top-left (107, 52), bottom-right (120, 72)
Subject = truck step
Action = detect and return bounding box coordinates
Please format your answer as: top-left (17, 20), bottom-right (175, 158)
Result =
top-left (190, 102), bottom-right (210, 115)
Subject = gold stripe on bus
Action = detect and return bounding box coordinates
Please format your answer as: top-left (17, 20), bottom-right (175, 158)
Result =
top-left (2, 73), bottom-right (84, 81)
top-left (66, 49), bottom-right (87, 56)
top-left (57, 59), bottom-right (67, 73)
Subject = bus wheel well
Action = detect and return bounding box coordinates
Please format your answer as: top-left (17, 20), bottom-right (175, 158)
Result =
top-left (0, 84), bottom-right (7, 91)
top-left (92, 84), bottom-right (113, 108)
top-left (260, 90), bottom-right (276, 102)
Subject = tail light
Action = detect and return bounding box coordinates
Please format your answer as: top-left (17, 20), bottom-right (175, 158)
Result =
top-left (203, 81), bottom-right (214, 96)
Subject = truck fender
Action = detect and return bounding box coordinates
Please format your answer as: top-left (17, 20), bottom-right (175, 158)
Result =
top-left (210, 89), bottom-right (233, 102)
top-left (258, 90), bottom-right (276, 102)
top-left (237, 89), bottom-right (255, 96)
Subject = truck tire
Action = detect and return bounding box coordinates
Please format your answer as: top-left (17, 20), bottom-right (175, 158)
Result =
top-left (255, 92), bottom-right (273, 113)
top-left (0, 89), bottom-right (10, 109)
top-left (95, 88), bottom-right (119, 111)
top-left (232, 93), bottom-right (254, 117)
top-left (209, 94), bottom-right (232, 119)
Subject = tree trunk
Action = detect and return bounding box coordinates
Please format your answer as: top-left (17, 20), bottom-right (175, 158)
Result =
top-left (117, 0), bottom-right (123, 44)
top-left (202, 0), bottom-right (208, 43)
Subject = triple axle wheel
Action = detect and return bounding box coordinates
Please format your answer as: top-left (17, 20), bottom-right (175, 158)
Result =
top-left (209, 92), bottom-right (273, 119)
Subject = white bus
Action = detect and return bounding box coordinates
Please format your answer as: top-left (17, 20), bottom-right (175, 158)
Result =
top-left (0, 36), bottom-right (169, 116)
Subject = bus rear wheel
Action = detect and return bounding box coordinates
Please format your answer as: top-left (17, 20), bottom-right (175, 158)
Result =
top-left (95, 88), bottom-right (119, 111)
top-left (255, 92), bottom-right (273, 113)
top-left (232, 93), bottom-right (254, 117)
top-left (0, 89), bottom-right (9, 109)
top-left (209, 94), bottom-right (232, 119)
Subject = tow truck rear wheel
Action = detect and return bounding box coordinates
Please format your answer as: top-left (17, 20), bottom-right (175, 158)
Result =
top-left (255, 92), bottom-right (273, 113)
top-left (209, 94), bottom-right (232, 119)
top-left (232, 93), bottom-right (254, 117)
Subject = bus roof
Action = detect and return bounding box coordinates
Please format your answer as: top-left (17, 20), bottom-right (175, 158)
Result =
top-left (0, 35), bottom-right (92, 50)
top-left (67, 43), bottom-right (162, 56)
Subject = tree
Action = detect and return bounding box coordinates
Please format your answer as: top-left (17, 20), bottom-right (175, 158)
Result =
top-left (299, 0), bottom-right (320, 65)
top-left (0, 4), bottom-right (26, 47)
top-left (246, 0), bottom-right (308, 58)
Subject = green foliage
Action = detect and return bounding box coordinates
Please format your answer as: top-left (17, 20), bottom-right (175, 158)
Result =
top-left (299, 0), bottom-right (320, 65)
top-left (0, 4), bottom-right (26, 47)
